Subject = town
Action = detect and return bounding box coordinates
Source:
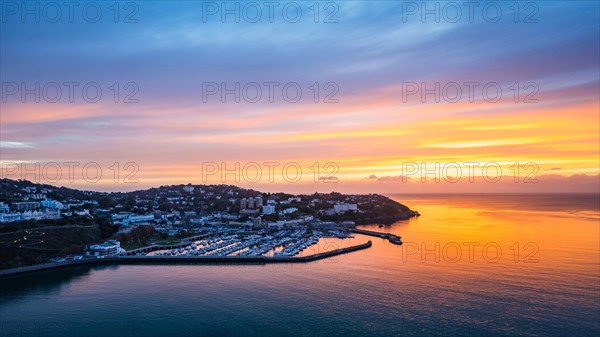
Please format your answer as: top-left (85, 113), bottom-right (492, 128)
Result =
top-left (0, 179), bottom-right (417, 269)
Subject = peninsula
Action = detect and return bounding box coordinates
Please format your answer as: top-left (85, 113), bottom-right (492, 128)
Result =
top-left (0, 179), bottom-right (418, 271)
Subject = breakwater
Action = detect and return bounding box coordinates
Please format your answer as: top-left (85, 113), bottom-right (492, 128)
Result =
top-left (350, 228), bottom-right (402, 245)
top-left (0, 241), bottom-right (372, 277)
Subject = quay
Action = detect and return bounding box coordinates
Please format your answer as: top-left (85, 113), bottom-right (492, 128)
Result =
top-left (0, 241), bottom-right (372, 277)
top-left (350, 228), bottom-right (402, 245)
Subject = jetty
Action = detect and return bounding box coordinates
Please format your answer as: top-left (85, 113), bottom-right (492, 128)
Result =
top-left (350, 228), bottom-right (402, 245)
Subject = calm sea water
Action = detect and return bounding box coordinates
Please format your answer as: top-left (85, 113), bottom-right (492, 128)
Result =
top-left (1, 194), bottom-right (599, 337)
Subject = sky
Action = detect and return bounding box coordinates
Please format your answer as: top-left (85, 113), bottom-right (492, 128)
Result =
top-left (0, 0), bottom-right (599, 193)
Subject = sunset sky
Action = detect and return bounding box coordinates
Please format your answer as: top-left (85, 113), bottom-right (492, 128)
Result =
top-left (1, 1), bottom-right (598, 193)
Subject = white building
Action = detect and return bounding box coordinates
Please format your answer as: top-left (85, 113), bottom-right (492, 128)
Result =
top-left (41, 199), bottom-right (65, 210)
top-left (0, 212), bottom-right (21, 223)
top-left (280, 197), bottom-right (301, 205)
top-left (89, 240), bottom-right (124, 256)
top-left (125, 214), bottom-right (155, 224)
top-left (29, 193), bottom-right (45, 200)
top-left (281, 207), bottom-right (298, 215)
top-left (262, 205), bottom-right (275, 215)
top-left (21, 209), bottom-right (61, 221)
top-left (333, 203), bottom-right (358, 214)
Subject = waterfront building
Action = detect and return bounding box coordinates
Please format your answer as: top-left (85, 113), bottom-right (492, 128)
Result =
top-left (88, 240), bottom-right (123, 256)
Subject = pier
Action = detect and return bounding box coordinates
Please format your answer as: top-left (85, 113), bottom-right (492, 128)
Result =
top-left (0, 241), bottom-right (372, 277)
top-left (350, 228), bottom-right (402, 245)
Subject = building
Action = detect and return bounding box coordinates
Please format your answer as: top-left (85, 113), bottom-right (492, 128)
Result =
top-left (240, 198), bottom-right (247, 209)
top-left (21, 209), bottom-right (61, 221)
top-left (112, 212), bottom-right (131, 221)
top-left (0, 212), bottom-right (21, 223)
top-left (281, 207), bottom-right (298, 215)
top-left (222, 214), bottom-right (240, 220)
top-left (88, 240), bottom-right (123, 256)
top-left (29, 193), bottom-right (45, 200)
top-left (126, 214), bottom-right (155, 224)
top-left (95, 209), bottom-right (112, 218)
top-left (0, 202), bottom-right (9, 213)
top-left (280, 197), bottom-right (301, 205)
top-left (41, 199), bottom-right (64, 210)
top-left (183, 185), bottom-right (195, 193)
top-left (183, 211), bottom-right (197, 218)
top-left (255, 196), bottom-right (263, 208)
top-left (262, 205), bottom-right (275, 215)
top-left (240, 208), bottom-right (260, 215)
top-left (268, 220), bottom-right (286, 229)
top-left (247, 197), bottom-right (255, 209)
top-left (13, 202), bottom-right (40, 211)
top-left (333, 203), bottom-right (358, 214)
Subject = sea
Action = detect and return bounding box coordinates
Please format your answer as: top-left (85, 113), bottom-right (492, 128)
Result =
top-left (1, 194), bottom-right (599, 337)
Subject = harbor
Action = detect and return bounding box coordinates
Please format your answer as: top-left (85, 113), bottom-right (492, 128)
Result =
top-left (129, 228), bottom-right (355, 258)
top-left (0, 240), bottom-right (372, 277)
top-left (0, 225), bottom-right (404, 277)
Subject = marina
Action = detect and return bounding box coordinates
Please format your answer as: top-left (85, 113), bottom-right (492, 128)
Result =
top-left (0, 240), bottom-right (373, 277)
top-left (0, 227), bottom-right (397, 277)
top-left (145, 229), bottom-right (356, 258)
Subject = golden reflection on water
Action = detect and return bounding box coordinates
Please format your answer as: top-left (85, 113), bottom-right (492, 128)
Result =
top-left (305, 194), bottom-right (599, 297)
